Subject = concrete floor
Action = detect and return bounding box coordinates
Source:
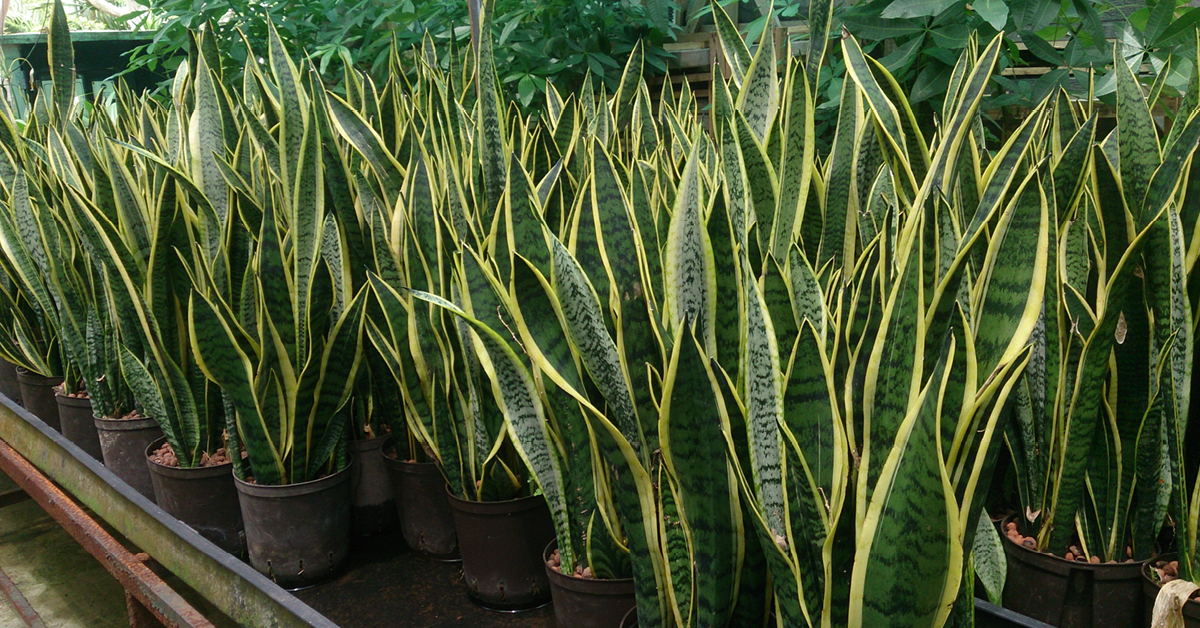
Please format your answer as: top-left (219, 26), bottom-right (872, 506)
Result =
top-left (0, 475), bottom-right (129, 628)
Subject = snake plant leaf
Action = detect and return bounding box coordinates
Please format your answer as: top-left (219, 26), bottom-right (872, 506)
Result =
top-left (762, 255), bottom-right (797, 368)
top-left (664, 140), bottom-right (717, 353)
top-left (256, 199), bottom-right (297, 370)
top-left (47, 0), bottom-right (74, 127)
top-left (842, 34), bottom-right (917, 196)
top-left (736, 110), bottom-right (779, 264)
top-left (712, 0), bottom-right (751, 87)
top-left (742, 249), bottom-right (787, 542)
top-left (1051, 115), bottom-right (1097, 225)
top-left (325, 94), bottom-right (405, 203)
top-left (190, 53), bottom-right (229, 227)
top-left (973, 173), bottom-right (1050, 380)
top-left (291, 106), bottom-right (324, 366)
top-left (408, 153), bottom-right (440, 277)
top-left (267, 23), bottom-right (307, 203)
top-left (714, 79), bottom-right (748, 249)
top-left (973, 508), bottom-right (1006, 605)
top-left (1114, 48), bottom-right (1162, 226)
top-left (775, 65), bottom-right (814, 262)
top-left (119, 344), bottom-right (175, 449)
top-left (190, 292), bottom-right (282, 484)
top-left (509, 259), bottom-right (598, 566)
top-left (0, 174), bottom-right (56, 324)
top-left (659, 468), bottom-right (695, 626)
top-left (591, 141), bottom-right (642, 306)
top-left (1131, 349), bottom-right (1171, 559)
top-left (612, 42), bottom-right (642, 129)
top-left (591, 144), bottom-right (664, 453)
top-left (409, 288), bottom-right (577, 574)
top-left (549, 236), bottom-right (645, 460)
top-left (784, 320), bottom-right (841, 500)
top-left (1044, 215), bottom-right (1156, 552)
top-left (710, 192), bottom-right (742, 376)
top-left (851, 334), bottom-right (960, 628)
top-left (1145, 205), bottom-right (1192, 558)
top-left (660, 326), bottom-right (739, 627)
top-left (103, 144), bottom-right (152, 267)
top-left (925, 34), bottom-right (1001, 201)
top-left (862, 229), bottom-right (924, 506)
top-left (300, 291), bottom-right (365, 481)
top-left (821, 77), bottom-right (861, 269)
top-left (788, 246), bottom-right (826, 341)
top-left (1093, 147), bottom-right (1132, 275)
top-left (807, 0), bottom-right (834, 88)
top-left (964, 107), bottom-right (1045, 243)
top-left (1144, 109), bottom-right (1200, 215)
top-left (735, 20), bottom-right (779, 143)
top-left (476, 0), bottom-right (507, 222)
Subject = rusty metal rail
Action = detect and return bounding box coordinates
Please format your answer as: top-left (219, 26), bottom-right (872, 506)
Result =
top-left (0, 396), bottom-right (339, 628)
top-left (0, 436), bottom-right (212, 627)
top-left (0, 563), bottom-right (45, 628)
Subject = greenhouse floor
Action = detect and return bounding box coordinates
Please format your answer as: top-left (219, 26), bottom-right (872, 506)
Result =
top-left (0, 474), bottom-right (128, 628)
top-left (296, 530), bottom-right (555, 628)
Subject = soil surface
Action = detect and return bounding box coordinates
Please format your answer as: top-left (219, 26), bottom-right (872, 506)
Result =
top-left (149, 442), bottom-right (231, 468)
top-left (53, 383), bottom-right (88, 398)
top-left (1003, 520), bottom-right (1135, 563)
top-left (546, 548), bottom-right (595, 579)
top-left (107, 409), bottom-right (145, 421)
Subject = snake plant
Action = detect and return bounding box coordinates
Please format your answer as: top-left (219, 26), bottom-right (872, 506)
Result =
top-left (1, 2), bottom-right (1197, 625)
top-left (183, 25), bottom-right (367, 485)
top-left (1003, 45), bottom-right (1200, 564)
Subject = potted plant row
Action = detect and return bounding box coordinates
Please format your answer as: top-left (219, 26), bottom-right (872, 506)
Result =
top-left (4, 0), bottom-right (1200, 623)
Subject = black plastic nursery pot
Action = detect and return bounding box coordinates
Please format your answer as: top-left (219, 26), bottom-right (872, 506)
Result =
top-left (1142, 554), bottom-right (1200, 628)
top-left (94, 414), bottom-right (161, 502)
top-left (383, 457), bottom-right (458, 559)
top-left (446, 490), bottom-right (556, 611)
top-left (349, 435), bottom-right (398, 536)
top-left (16, 368), bottom-right (62, 431)
top-left (1001, 528), bottom-right (1147, 628)
top-left (235, 465), bottom-right (352, 589)
top-left (0, 359), bottom-right (21, 404)
top-left (620, 606), bottom-right (637, 628)
top-left (544, 541), bottom-right (635, 628)
top-left (55, 393), bottom-right (103, 460)
top-left (145, 437), bottom-right (245, 556)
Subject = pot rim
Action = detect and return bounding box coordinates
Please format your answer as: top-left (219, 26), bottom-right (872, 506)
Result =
top-left (54, 393), bottom-right (92, 407)
top-left (542, 539), bottom-right (635, 587)
top-left (383, 455), bottom-right (442, 474)
top-left (233, 462), bottom-right (351, 497)
top-left (444, 486), bottom-right (547, 514)
top-left (15, 368), bottom-right (63, 384)
top-left (93, 414), bottom-right (160, 431)
top-left (144, 436), bottom-right (233, 477)
top-left (349, 434), bottom-right (388, 451)
top-left (1000, 514), bottom-right (1151, 574)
